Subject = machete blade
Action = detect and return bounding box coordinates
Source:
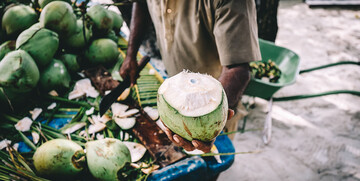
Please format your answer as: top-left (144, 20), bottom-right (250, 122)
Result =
top-left (99, 56), bottom-right (151, 116)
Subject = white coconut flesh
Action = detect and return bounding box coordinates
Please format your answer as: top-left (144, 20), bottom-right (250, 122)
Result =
top-left (114, 117), bottom-right (136, 130)
top-left (157, 71), bottom-right (228, 142)
top-left (143, 106), bottom-right (159, 120)
top-left (122, 141), bottom-right (147, 163)
top-left (158, 71), bottom-right (223, 117)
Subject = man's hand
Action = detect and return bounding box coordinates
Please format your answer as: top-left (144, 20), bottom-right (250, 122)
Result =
top-left (163, 109), bottom-right (234, 153)
top-left (119, 2), bottom-right (151, 86)
top-left (120, 56), bottom-right (138, 86)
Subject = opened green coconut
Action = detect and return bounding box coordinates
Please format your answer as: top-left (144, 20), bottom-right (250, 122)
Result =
top-left (87, 5), bottom-right (113, 35)
top-left (33, 139), bottom-right (85, 179)
top-left (0, 40), bottom-right (15, 60)
top-left (16, 27), bottom-right (59, 68)
top-left (86, 138), bottom-right (131, 181)
top-left (85, 38), bottom-right (119, 66)
top-left (1, 5), bottom-right (37, 37)
top-left (39, 1), bottom-right (77, 37)
top-left (63, 19), bottom-right (92, 50)
top-left (157, 71), bottom-right (228, 142)
top-left (0, 50), bottom-right (39, 93)
top-left (38, 59), bottom-right (71, 93)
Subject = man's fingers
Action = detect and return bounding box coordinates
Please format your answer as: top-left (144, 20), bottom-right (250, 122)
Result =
top-left (163, 127), bottom-right (175, 141)
top-left (227, 109), bottom-right (235, 120)
top-left (173, 135), bottom-right (195, 151)
top-left (192, 140), bottom-right (214, 153)
top-left (163, 126), bottom-right (194, 151)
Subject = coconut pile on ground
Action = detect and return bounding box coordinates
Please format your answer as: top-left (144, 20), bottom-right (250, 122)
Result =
top-left (0, 1), bottom-right (162, 180)
top-left (0, 0), bottom-right (124, 111)
top-left (219, 1), bottom-right (360, 180)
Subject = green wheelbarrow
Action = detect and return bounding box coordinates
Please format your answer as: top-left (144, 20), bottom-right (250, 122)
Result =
top-left (244, 39), bottom-right (301, 100)
top-left (243, 39), bottom-right (360, 144)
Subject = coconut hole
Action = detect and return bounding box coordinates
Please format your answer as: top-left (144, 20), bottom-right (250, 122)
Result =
top-left (71, 150), bottom-right (86, 169)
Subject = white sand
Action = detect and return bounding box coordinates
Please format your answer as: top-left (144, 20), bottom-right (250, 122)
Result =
top-left (219, 1), bottom-right (360, 181)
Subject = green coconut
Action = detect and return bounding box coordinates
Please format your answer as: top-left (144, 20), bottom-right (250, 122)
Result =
top-left (85, 38), bottom-right (119, 66)
top-left (39, 59), bottom-right (71, 93)
top-left (0, 50), bottom-right (39, 93)
top-left (157, 71), bottom-right (229, 142)
top-left (108, 10), bottom-right (123, 35)
top-left (33, 139), bottom-right (85, 179)
top-left (106, 30), bottom-right (119, 43)
top-left (86, 138), bottom-right (131, 181)
top-left (87, 5), bottom-right (113, 35)
top-left (63, 19), bottom-right (92, 50)
top-left (29, 22), bottom-right (43, 29)
top-left (39, 1), bottom-right (77, 37)
top-left (59, 53), bottom-right (80, 73)
top-left (16, 27), bottom-right (59, 68)
top-left (38, 0), bottom-right (71, 8)
top-left (0, 40), bottom-right (15, 60)
top-left (1, 5), bottom-right (38, 37)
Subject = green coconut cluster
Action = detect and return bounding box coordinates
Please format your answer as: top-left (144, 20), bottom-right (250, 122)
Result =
top-left (0, 1), bottom-right (124, 111)
top-left (33, 138), bottom-right (131, 180)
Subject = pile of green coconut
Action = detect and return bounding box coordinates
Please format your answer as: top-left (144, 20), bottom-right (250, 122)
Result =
top-left (0, 1), bottom-right (142, 179)
top-left (0, 0), bottom-right (124, 111)
top-left (0, 1), bottom-right (232, 180)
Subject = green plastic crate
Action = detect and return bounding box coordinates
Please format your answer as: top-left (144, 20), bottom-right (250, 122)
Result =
top-left (244, 39), bottom-right (300, 100)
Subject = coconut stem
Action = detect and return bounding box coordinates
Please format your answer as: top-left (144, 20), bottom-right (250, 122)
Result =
top-left (43, 95), bottom-right (94, 109)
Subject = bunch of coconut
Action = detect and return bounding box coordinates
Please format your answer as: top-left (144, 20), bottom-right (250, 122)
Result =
top-left (0, 1), bottom-right (124, 111)
top-left (32, 138), bottom-right (135, 180)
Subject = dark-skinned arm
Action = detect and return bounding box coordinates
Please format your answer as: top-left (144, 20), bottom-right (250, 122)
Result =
top-left (218, 63), bottom-right (251, 110)
top-left (119, 2), bottom-right (152, 86)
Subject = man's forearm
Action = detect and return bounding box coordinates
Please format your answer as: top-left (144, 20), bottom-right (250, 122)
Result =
top-left (127, 2), bottom-right (151, 59)
top-left (218, 63), bottom-right (251, 110)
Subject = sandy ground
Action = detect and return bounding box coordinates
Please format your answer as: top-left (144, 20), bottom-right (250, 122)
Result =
top-left (218, 1), bottom-right (360, 181)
